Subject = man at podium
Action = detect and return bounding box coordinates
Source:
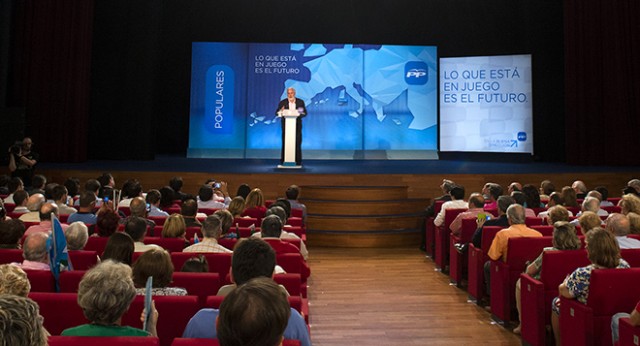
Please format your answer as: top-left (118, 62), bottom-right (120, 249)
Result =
top-left (276, 87), bottom-right (307, 165)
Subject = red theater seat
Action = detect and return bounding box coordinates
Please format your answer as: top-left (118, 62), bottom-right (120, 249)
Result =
top-left (171, 272), bottom-right (221, 306)
top-left (59, 270), bottom-right (86, 292)
top-left (84, 236), bottom-right (109, 254)
top-left (0, 248), bottom-right (23, 264)
top-left (30, 292), bottom-right (87, 335)
top-left (559, 268), bottom-right (640, 346)
top-left (148, 215), bottom-right (167, 225)
top-left (68, 250), bottom-right (99, 270)
top-left (143, 237), bottom-right (186, 253)
top-left (530, 225), bottom-right (554, 236)
top-left (170, 252), bottom-right (232, 285)
top-left (467, 226), bottom-right (503, 301)
top-left (434, 208), bottom-right (467, 271)
top-left (520, 249), bottom-right (590, 346)
top-left (619, 317), bottom-right (640, 346)
top-left (448, 217), bottom-right (477, 285)
top-left (233, 217), bottom-right (259, 228)
top-left (24, 269), bottom-right (56, 292)
top-left (489, 236), bottom-right (553, 323)
top-left (424, 200), bottom-right (445, 257)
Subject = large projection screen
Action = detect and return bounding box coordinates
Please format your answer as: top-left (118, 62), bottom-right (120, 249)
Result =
top-left (439, 54), bottom-right (533, 153)
top-left (188, 43), bottom-right (438, 160)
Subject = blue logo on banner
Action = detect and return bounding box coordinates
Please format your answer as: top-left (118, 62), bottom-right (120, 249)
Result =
top-left (404, 61), bottom-right (429, 85)
top-left (517, 132), bottom-right (527, 141)
top-left (205, 65), bottom-right (234, 134)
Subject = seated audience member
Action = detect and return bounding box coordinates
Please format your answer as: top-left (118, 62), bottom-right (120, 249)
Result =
top-left (183, 215), bottom-right (232, 253)
top-left (575, 196), bottom-right (608, 219)
top-left (218, 278), bottom-right (291, 346)
top-left (16, 233), bottom-right (50, 270)
top-left (612, 299), bottom-right (640, 345)
top-left (95, 207), bottom-right (120, 237)
top-left (578, 211), bottom-right (603, 235)
top-left (125, 216), bottom-right (161, 253)
top-left (24, 202), bottom-right (69, 237)
top-left (181, 199), bottom-right (202, 228)
top-left (286, 185), bottom-right (307, 221)
top-left (235, 183), bottom-right (251, 200)
top-left (507, 182), bottom-right (522, 195)
top-left (11, 190), bottom-right (29, 214)
top-left (513, 221), bottom-right (581, 334)
top-left (619, 193), bottom-right (640, 215)
top-left (450, 193), bottom-right (485, 235)
top-left (424, 179), bottom-right (455, 218)
top-left (102, 232), bottom-right (135, 266)
top-left (241, 188), bottom-right (268, 219)
top-left (61, 260), bottom-right (158, 337)
top-left (18, 193), bottom-right (45, 222)
top-left (197, 184), bottom-right (225, 209)
top-left (627, 179), bottom-right (640, 195)
top-left (544, 205), bottom-right (571, 225)
top-left (484, 204), bottom-right (543, 297)
top-left (215, 209), bottom-right (237, 239)
top-left (181, 255), bottom-right (209, 273)
top-left (0, 295), bottom-right (48, 346)
top-left (3, 177), bottom-right (24, 204)
top-left (539, 180), bottom-right (555, 202)
top-left (183, 237), bottom-right (310, 346)
top-left (544, 192), bottom-right (565, 209)
top-left (132, 248), bottom-right (186, 296)
top-left (146, 189), bottom-right (169, 217)
top-left (0, 264), bottom-right (31, 296)
top-left (254, 206), bottom-right (308, 260)
top-left (120, 197), bottom-right (156, 231)
top-left (67, 191), bottom-right (98, 225)
top-left (63, 177), bottom-right (81, 204)
top-left (272, 199), bottom-right (292, 221)
top-left (571, 180), bottom-right (588, 199)
top-left (52, 185), bottom-right (77, 215)
top-left (159, 186), bottom-right (179, 210)
top-left (561, 186), bottom-right (579, 208)
top-left (551, 228), bottom-right (629, 343)
top-left (627, 212), bottom-right (640, 234)
top-left (162, 213), bottom-right (188, 244)
top-left (74, 179), bottom-right (102, 207)
top-left (64, 222), bottom-right (89, 250)
top-left (97, 172), bottom-right (115, 191)
top-left (483, 183), bottom-right (503, 211)
top-left (522, 184), bottom-right (544, 208)
top-left (28, 174), bottom-right (46, 196)
top-left (510, 191), bottom-right (537, 218)
top-left (606, 213), bottom-right (640, 249)
top-left (594, 186), bottom-right (614, 207)
top-left (227, 196), bottom-right (245, 218)
top-left (0, 219), bottom-right (26, 249)
top-left (43, 183), bottom-right (58, 203)
top-left (260, 215), bottom-right (310, 278)
top-left (434, 185), bottom-right (468, 227)
top-left (169, 176), bottom-right (187, 202)
top-left (118, 179), bottom-right (143, 209)
top-left (468, 196), bottom-right (515, 249)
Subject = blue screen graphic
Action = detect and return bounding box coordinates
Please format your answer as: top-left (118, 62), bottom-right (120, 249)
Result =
top-left (189, 43), bottom-right (438, 159)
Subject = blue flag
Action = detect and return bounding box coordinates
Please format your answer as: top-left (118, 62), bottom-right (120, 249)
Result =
top-left (48, 213), bottom-right (73, 292)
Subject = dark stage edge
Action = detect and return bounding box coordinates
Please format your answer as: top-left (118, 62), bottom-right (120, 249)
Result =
top-left (39, 155), bottom-right (640, 175)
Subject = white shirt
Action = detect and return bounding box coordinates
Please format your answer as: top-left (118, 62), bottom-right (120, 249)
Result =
top-left (434, 199), bottom-right (468, 227)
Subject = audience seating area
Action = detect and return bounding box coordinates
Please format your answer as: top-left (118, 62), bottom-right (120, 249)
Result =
top-left (423, 188), bottom-right (640, 346)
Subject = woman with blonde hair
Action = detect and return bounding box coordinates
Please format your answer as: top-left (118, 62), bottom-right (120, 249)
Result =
top-left (162, 213), bottom-right (187, 239)
top-left (0, 264), bottom-right (31, 296)
top-left (551, 228), bottom-right (629, 344)
top-left (227, 196), bottom-right (245, 218)
top-left (578, 211), bottom-right (602, 235)
top-left (241, 188), bottom-right (267, 219)
top-left (619, 193), bottom-right (640, 215)
top-left (514, 221), bottom-right (581, 334)
top-left (627, 212), bottom-right (640, 234)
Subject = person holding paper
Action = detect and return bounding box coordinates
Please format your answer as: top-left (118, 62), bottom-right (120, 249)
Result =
top-left (275, 87), bottom-right (307, 165)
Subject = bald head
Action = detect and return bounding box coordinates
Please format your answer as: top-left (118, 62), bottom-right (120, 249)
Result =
top-left (606, 213), bottom-right (631, 236)
top-left (26, 194), bottom-right (45, 212)
top-left (129, 197), bottom-right (147, 217)
top-left (23, 233), bottom-right (49, 263)
top-left (572, 180), bottom-right (587, 194)
top-left (582, 197), bottom-right (600, 213)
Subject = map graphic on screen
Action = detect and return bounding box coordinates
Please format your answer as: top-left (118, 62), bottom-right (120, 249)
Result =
top-left (189, 43), bottom-right (437, 159)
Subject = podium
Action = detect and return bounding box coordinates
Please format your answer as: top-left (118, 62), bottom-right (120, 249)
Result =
top-left (277, 109), bottom-right (301, 169)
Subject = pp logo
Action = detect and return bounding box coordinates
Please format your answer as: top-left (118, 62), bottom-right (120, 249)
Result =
top-left (404, 62), bottom-right (429, 85)
top-left (517, 132), bottom-right (527, 141)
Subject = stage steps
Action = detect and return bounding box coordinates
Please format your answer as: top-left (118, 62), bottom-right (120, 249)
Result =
top-left (301, 186), bottom-right (428, 248)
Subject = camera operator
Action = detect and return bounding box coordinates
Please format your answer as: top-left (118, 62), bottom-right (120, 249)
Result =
top-left (8, 137), bottom-right (39, 189)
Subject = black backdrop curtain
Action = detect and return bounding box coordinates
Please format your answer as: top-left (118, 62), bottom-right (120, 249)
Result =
top-left (564, 0), bottom-right (640, 165)
top-left (8, 0), bottom-right (94, 162)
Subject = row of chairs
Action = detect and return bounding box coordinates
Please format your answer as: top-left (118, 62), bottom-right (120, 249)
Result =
top-left (33, 293), bottom-right (304, 346)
